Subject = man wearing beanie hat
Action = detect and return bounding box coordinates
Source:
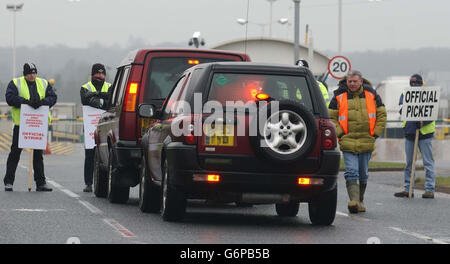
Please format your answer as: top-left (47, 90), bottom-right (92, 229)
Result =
top-left (80, 63), bottom-right (111, 193)
top-left (4, 63), bottom-right (57, 192)
top-left (395, 74), bottom-right (436, 199)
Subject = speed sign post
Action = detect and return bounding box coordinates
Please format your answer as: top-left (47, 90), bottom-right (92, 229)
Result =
top-left (328, 56), bottom-right (351, 79)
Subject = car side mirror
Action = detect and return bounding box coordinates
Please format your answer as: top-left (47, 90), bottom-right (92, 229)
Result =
top-left (138, 104), bottom-right (155, 118)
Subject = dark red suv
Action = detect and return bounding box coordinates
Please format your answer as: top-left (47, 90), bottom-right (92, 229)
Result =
top-left (138, 62), bottom-right (340, 225)
top-left (93, 49), bottom-right (250, 203)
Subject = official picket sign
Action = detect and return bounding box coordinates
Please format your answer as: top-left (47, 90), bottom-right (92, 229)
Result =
top-left (83, 105), bottom-right (105, 149)
top-left (18, 105), bottom-right (49, 150)
top-left (401, 86), bottom-right (440, 121)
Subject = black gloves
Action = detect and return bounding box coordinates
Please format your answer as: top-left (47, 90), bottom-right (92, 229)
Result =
top-left (27, 98), bottom-right (43, 109)
top-left (84, 91), bottom-right (98, 99)
top-left (88, 97), bottom-right (104, 109)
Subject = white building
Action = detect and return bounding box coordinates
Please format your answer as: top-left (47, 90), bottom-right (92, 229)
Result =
top-left (375, 76), bottom-right (409, 126)
top-left (211, 37), bottom-right (331, 76)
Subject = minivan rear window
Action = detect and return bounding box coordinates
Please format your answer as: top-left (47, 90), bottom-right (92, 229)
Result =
top-left (208, 73), bottom-right (313, 109)
top-left (144, 57), bottom-right (232, 102)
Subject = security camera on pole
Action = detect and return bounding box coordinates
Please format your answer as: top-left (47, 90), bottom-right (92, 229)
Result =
top-left (188, 32), bottom-right (205, 48)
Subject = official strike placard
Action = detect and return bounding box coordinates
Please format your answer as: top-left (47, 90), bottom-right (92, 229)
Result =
top-left (83, 106), bottom-right (105, 149)
top-left (401, 86), bottom-right (440, 121)
top-left (18, 105), bottom-right (49, 150)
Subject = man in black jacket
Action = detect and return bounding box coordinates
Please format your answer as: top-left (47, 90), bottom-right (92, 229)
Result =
top-left (80, 63), bottom-right (111, 192)
top-left (4, 63), bottom-right (57, 192)
top-left (394, 74), bottom-right (436, 199)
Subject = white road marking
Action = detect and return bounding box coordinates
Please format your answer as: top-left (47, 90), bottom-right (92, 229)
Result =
top-left (103, 218), bottom-right (136, 238)
top-left (19, 177), bottom-right (136, 240)
top-left (336, 211), bottom-right (371, 222)
top-left (390, 227), bottom-right (448, 244)
top-left (60, 188), bottom-right (80, 199)
top-left (78, 200), bottom-right (103, 214)
top-left (0, 209), bottom-right (65, 212)
top-left (336, 211), bottom-right (349, 217)
top-left (47, 180), bottom-right (63, 189)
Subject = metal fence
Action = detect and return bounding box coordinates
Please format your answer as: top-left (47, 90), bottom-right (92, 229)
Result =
top-left (1, 115), bottom-right (450, 142)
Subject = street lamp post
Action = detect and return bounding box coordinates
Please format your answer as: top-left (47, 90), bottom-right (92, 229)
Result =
top-left (293, 0), bottom-right (301, 64)
top-left (6, 3), bottom-right (24, 78)
top-left (267, 0), bottom-right (278, 38)
top-left (338, 0), bottom-right (342, 55)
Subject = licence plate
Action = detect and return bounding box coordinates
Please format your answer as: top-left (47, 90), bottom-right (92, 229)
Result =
top-left (141, 118), bottom-right (154, 136)
top-left (204, 124), bottom-right (234, 146)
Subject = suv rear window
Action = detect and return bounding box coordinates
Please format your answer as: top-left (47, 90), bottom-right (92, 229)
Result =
top-left (208, 73), bottom-right (313, 109)
top-left (144, 57), bottom-right (232, 102)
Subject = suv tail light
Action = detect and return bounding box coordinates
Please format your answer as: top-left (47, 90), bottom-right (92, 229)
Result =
top-left (207, 174), bottom-right (221, 183)
top-left (124, 82), bottom-right (139, 112)
top-left (172, 114), bottom-right (198, 145)
top-left (184, 123), bottom-right (197, 145)
top-left (320, 119), bottom-right (337, 150)
top-left (193, 173), bottom-right (221, 183)
top-left (298, 177), bottom-right (311, 185)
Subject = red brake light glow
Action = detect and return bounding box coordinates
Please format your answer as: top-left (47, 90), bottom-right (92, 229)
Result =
top-left (124, 82), bottom-right (139, 112)
top-left (188, 59), bottom-right (200, 65)
top-left (185, 134), bottom-right (196, 145)
top-left (298, 178), bottom-right (311, 185)
top-left (128, 83), bottom-right (138, 94)
top-left (256, 93), bottom-right (270, 101)
top-left (207, 174), bottom-right (221, 183)
top-left (323, 139), bottom-right (333, 149)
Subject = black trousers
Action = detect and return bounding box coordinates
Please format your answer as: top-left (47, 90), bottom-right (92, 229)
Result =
top-left (3, 126), bottom-right (46, 186)
top-left (84, 148), bottom-right (95, 186)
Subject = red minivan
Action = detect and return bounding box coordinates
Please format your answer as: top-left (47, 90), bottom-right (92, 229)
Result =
top-left (93, 49), bottom-right (250, 203)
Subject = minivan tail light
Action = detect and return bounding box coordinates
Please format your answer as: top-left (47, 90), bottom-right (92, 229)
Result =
top-left (124, 82), bottom-right (139, 112)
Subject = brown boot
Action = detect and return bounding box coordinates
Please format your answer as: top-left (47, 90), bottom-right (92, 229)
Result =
top-left (358, 184), bottom-right (367, 212)
top-left (346, 180), bottom-right (360, 214)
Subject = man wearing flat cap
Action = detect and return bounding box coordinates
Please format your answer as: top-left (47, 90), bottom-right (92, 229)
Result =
top-left (4, 63), bottom-right (57, 192)
top-left (80, 63), bottom-right (111, 193)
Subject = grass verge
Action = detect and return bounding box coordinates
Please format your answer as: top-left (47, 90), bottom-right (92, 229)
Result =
top-left (340, 160), bottom-right (408, 171)
top-left (415, 177), bottom-right (450, 187)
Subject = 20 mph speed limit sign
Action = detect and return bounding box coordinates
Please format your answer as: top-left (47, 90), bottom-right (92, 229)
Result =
top-left (328, 56), bottom-right (351, 79)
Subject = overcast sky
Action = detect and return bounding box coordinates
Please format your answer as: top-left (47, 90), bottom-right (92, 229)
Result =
top-left (0, 0), bottom-right (449, 54)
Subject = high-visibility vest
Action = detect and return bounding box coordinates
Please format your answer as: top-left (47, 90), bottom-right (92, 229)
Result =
top-left (337, 90), bottom-right (377, 136)
top-left (402, 120), bottom-right (435, 135)
top-left (11, 77), bottom-right (52, 126)
top-left (318, 81), bottom-right (329, 106)
top-left (82, 81), bottom-right (111, 93)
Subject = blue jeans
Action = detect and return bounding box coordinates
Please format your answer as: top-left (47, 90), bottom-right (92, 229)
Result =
top-left (404, 138), bottom-right (435, 192)
top-left (343, 152), bottom-right (372, 184)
